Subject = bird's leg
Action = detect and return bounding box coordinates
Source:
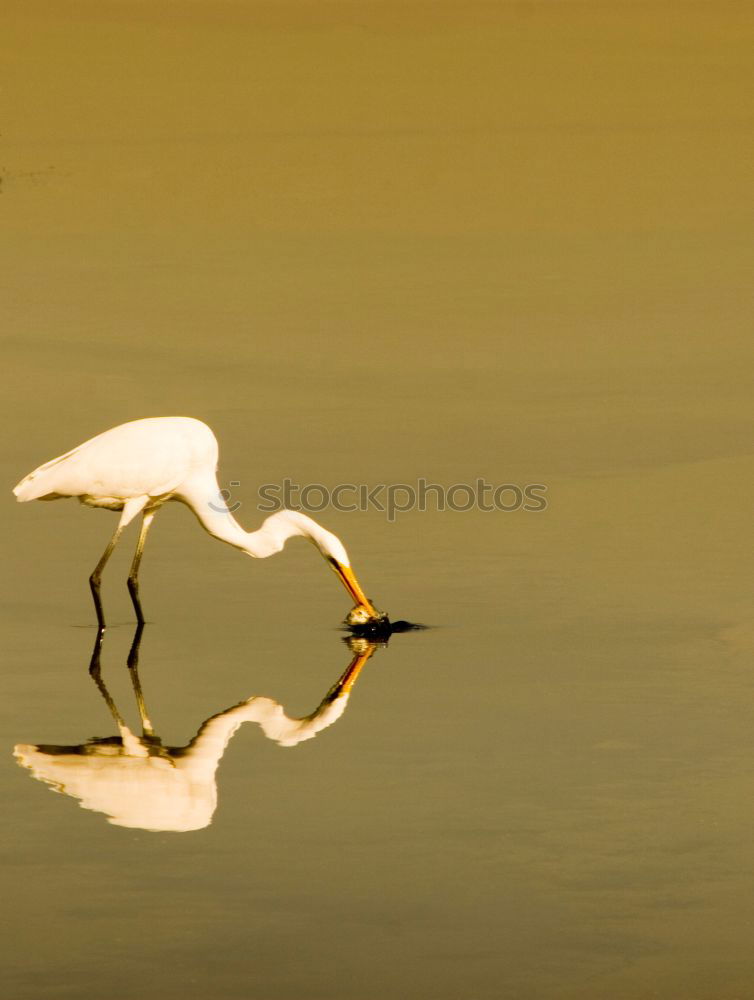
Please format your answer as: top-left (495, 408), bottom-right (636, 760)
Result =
top-left (89, 523), bottom-right (126, 631)
top-left (126, 622), bottom-right (155, 738)
top-left (127, 510), bottom-right (156, 625)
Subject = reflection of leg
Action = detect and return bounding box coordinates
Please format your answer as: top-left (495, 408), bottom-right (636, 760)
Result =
top-left (126, 622), bottom-right (154, 737)
top-left (324, 638), bottom-right (378, 703)
top-left (89, 524), bottom-right (126, 631)
top-left (87, 631), bottom-right (128, 733)
top-left (127, 510), bottom-right (156, 625)
top-left (88, 628), bottom-right (105, 677)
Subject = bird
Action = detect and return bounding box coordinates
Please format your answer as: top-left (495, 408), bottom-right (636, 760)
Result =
top-left (13, 416), bottom-right (384, 630)
top-left (14, 627), bottom-right (377, 832)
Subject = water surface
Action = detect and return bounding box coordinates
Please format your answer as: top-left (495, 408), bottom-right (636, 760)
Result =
top-left (2, 3), bottom-right (753, 998)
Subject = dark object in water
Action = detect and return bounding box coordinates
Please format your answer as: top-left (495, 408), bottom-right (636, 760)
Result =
top-left (344, 616), bottom-right (427, 639)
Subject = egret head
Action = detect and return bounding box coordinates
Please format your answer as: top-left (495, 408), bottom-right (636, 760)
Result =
top-left (250, 510), bottom-right (386, 623)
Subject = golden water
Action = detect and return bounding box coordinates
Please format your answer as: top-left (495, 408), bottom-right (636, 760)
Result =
top-left (2, 3), bottom-right (753, 997)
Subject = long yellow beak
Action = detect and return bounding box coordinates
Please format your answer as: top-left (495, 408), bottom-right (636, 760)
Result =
top-left (327, 640), bottom-right (378, 699)
top-left (330, 559), bottom-right (379, 618)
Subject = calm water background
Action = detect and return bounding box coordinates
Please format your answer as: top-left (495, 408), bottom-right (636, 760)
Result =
top-left (2, 3), bottom-right (754, 998)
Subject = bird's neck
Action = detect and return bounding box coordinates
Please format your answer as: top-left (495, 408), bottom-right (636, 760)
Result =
top-left (181, 694), bottom-right (351, 769)
top-left (178, 475), bottom-right (350, 563)
top-left (178, 475), bottom-right (257, 550)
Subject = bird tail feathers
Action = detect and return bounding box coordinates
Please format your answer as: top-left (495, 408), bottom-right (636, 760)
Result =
top-left (13, 446), bottom-right (81, 501)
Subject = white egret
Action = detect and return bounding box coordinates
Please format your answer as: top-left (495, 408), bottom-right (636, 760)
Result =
top-left (14, 629), bottom-right (377, 832)
top-left (13, 416), bottom-right (383, 629)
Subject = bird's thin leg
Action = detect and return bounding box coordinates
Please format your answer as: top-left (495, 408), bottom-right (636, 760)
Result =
top-left (126, 622), bottom-right (155, 737)
top-left (127, 510), bottom-right (156, 625)
top-left (89, 523), bottom-right (127, 631)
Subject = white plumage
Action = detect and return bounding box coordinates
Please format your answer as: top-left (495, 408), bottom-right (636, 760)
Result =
top-left (14, 416), bottom-right (213, 508)
top-left (14, 634), bottom-right (375, 832)
top-left (13, 416), bottom-right (381, 628)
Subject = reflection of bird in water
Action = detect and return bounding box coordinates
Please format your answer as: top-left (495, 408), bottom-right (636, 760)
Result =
top-left (14, 627), bottom-right (378, 833)
top-left (12, 417), bottom-right (385, 630)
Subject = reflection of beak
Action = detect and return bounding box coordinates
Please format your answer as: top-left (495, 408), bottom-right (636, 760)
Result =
top-left (326, 641), bottom-right (378, 700)
top-left (330, 559), bottom-right (379, 618)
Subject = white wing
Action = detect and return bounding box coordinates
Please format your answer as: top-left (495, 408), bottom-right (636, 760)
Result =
top-left (13, 417), bottom-right (218, 503)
